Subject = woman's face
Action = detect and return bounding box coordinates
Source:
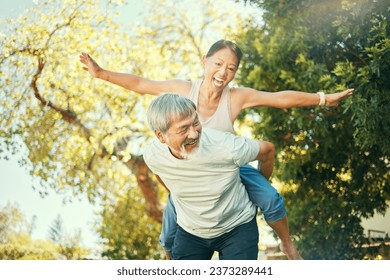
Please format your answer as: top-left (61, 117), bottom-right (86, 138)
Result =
top-left (202, 47), bottom-right (238, 90)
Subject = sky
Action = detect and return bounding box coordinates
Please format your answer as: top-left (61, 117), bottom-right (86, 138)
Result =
top-left (1, 0), bottom-right (389, 256)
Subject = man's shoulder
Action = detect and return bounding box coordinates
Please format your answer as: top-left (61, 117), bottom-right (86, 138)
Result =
top-left (203, 127), bottom-right (233, 137)
top-left (143, 139), bottom-right (164, 160)
top-left (203, 128), bottom-right (259, 164)
top-left (202, 127), bottom-right (236, 145)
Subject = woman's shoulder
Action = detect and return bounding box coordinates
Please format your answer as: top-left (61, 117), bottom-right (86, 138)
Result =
top-left (228, 86), bottom-right (256, 118)
top-left (230, 86), bottom-right (260, 107)
top-left (230, 85), bottom-right (257, 97)
top-left (160, 79), bottom-right (192, 96)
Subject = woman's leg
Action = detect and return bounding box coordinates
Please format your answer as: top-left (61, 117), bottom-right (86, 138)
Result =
top-left (159, 194), bottom-right (177, 259)
top-left (240, 164), bottom-right (286, 221)
top-left (240, 164), bottom-right (302, 260)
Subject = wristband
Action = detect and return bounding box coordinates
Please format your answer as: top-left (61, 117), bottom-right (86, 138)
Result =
top-left (317, 91), bottom-right (326, 106)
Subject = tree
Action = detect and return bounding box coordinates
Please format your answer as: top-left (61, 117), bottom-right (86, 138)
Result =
top-left (99, 187), bottom-right (163, 260)
top-left (237, 0), bottom-right (390, 259)
top-left (48, 215), bottom-right (90, 260)
top-left (0, 0), bottom-right (253, 259)
top-left (0, 203), bottom-right (89, 259)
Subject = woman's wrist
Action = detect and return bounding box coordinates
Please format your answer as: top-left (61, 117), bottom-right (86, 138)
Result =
top-left (97, 68), bottom-right (108, 81)
top-left (317, 91), bottom-right (326, 106)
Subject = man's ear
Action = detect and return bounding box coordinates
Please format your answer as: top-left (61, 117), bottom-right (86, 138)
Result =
top-left (154, 130), bottom-right (166, 144)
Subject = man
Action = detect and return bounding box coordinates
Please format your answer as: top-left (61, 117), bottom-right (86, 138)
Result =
top-left (143, 93), bottom-right (266, 260)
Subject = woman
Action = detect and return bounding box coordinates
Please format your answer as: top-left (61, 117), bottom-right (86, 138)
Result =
top-left (80, 40), bottom-right (353, 260)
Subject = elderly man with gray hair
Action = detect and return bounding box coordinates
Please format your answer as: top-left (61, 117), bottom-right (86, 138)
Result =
top-left (143, 93), bottom-right (264, 260)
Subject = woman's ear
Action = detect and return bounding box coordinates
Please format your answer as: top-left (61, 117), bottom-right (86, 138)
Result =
top-left (202, 55), bottom-right (207, 67)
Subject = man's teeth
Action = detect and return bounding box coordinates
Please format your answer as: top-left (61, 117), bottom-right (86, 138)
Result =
top-left (186, 139), bottom-right (197, 145)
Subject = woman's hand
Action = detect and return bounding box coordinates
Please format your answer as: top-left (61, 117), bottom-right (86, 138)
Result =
top-left (79, 52), bottom-right (103, 78)
top-left (325, 89), bottom-right (354, 106)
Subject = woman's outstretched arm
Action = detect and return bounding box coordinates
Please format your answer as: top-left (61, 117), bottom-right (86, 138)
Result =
top-left (79, 52), bottom-right (191, 96)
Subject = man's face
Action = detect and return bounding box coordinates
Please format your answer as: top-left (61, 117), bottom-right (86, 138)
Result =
top-left (156, 112), bottom-right (202, 159)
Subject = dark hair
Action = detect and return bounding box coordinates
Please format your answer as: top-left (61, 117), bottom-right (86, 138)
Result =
top-left (206, 40), bottom-right (243, 67)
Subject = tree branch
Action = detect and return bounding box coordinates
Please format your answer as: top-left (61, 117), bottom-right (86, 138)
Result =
top-left (30, 55), bottom-right (163, 223)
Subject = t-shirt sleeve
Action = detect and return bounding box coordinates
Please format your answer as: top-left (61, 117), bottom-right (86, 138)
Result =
top-left (143, 144), bottom-right (157, 174)
top-left (230, 135), bottom-right (260, 167)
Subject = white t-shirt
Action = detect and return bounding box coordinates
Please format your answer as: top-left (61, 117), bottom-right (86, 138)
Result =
top-left (143, 127), bottom-right (259, 238)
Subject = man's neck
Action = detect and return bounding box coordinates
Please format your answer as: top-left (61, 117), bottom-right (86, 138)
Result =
top-left (168, 147), bottom-right (185, 160)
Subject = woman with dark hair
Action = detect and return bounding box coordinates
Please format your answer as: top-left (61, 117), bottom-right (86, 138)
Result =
top-left (80, 40), bottom-right (353, 260)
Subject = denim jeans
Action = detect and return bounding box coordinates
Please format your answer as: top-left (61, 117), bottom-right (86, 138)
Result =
top-left (171, 216), bottom-right (259, 260)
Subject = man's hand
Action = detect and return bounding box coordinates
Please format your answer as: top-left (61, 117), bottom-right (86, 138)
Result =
top-left (79, 52), bottom-right (102, 78)
top-left (325, 89), bottom-right (354, 106)
top-left (165, 251), bottom-right (171, 260)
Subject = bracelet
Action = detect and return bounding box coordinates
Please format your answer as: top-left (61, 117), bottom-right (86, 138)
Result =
top-left (317, 91), bottom-right (326, 106)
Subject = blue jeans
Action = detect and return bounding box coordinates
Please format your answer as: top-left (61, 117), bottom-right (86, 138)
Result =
top-left (171, 216), bottom-right (259, 260)
top-left (159, 164), bottom-right (286, 252)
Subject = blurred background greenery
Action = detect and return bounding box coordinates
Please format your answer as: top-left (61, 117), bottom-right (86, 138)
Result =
top-left (0, 0), bottom-right (389, 260)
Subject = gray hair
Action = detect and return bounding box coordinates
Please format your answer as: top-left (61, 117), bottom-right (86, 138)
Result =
top-left (147, 93), bottom-right (197, 133)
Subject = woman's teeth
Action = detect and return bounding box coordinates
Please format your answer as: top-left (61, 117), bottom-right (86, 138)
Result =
top-left (214, 77), bottom-right (224, 87)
